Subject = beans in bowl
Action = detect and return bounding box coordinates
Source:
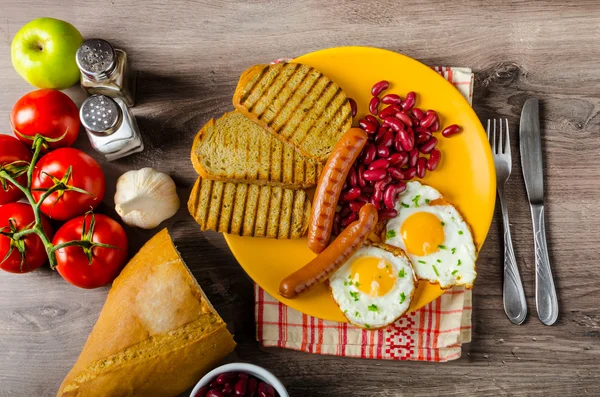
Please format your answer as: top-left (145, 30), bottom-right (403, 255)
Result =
top-left (194, 371), bottom-right (278, 397)
top-left (332, 80), bottom-right (462, 235)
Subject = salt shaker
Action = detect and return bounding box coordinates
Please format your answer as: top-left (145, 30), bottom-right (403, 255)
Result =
top-left (76, 39), bottom-right (136, 106)
top-left (80, 95), bottom-right (144, 161)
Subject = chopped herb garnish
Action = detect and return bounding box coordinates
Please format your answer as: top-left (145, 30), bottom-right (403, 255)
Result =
top-left (365, 324), bottom-right (371, 328)
top-left (438, 245), bottom-right (447, 249)
top-left (368, 304), bottom-right (378, 312)
top-left (349, 291), bottom-right (360, 301)
top-left (348, 275), bottom-right (352, 279)
top-left (451, 216), bottom-right (456, 221)
top-left (432, 265), bottom-right (440, 277)
top-left (344, 281), bottom-right (348, 286)
top-left (401, 202), bottom-right (410, 208)
top-left (436, 259), bottom-right (441, 263)
top-left (425, 199), bottom-right (431, 204)
top-left (452, 270), bottom-right (459, 276)
top-left (412, 195), bottom-right (421, 207)
top-left (343, 310), bottom-right (348, 314)
top-left (355, 282), bottom-right (360, 287)
top-left (418, 260), bottom-right (426, 264)
top-left (457, 259), bottom-right (462, 266)
top-left (441, 221), bottom-right (445, 226)
top-left (386, 230), bottom-right (397, 239)
top-left (451, 247), bottom-right (456, 255)
top-left (398, 268), bottom-right (406, 278)
top-left (458, 230), bottom-right (464, 235)
top-left (400, 292), bottom-right (406, 304)
top-left (355, 311), bottom-right (360, 318)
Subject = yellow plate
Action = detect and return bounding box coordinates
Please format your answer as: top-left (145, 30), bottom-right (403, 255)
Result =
top-left (224, 46), bottom-right (495, 322)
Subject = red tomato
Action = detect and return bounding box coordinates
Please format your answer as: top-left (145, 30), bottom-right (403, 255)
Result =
top-left (53, 214), bottom-right (128, 289)
top-left (10, 89), bottom-right (80, 149)
top-left (32, 148), bottom-right (105, 221)
top-left (0, 203), bottom-right (53, 273)
top-left (0, 135), bottom-right (32, 204)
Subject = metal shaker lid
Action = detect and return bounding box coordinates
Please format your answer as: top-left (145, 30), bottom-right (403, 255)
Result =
top-left (80, 95), bottom-right (122, 135)
top-left (76, 39), bottom-right (117, 78)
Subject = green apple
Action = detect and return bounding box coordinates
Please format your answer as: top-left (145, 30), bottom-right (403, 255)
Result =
top-left (11, 18), bottom-right (84, 89)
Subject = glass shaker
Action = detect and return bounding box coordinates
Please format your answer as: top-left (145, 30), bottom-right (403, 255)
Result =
top-left (80, 95), bottom-right (144, 161)
top-left (76, 39), bottom-right (136, 107)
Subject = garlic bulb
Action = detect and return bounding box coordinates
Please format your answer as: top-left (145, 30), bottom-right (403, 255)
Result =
top-left (114, 168), bottom-right (180, 229)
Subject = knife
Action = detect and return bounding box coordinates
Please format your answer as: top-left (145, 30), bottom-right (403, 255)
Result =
top-left (520, 98), bottom-right (558, 325)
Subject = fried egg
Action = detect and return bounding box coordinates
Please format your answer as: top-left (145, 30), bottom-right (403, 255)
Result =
top-left (384, 181), bottom-right (477, 288)
top-left (330, 244), bottom-right (416, 329)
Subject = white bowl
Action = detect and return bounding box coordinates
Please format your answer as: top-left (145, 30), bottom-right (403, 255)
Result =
top-left (190, 363), bottom-right (289, 397)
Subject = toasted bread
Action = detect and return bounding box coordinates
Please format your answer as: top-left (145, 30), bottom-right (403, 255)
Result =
top-left (57, 229), bottom-right (236, 397)
top-left (188, 177), bottom-right (310, 239)
top-left (191, 111), bottom-right (323, 189)
top-left (233, 63), bottom-right (353, 162)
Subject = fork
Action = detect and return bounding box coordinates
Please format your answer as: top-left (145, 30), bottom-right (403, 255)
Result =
top-left (488, 118), bottom-right (528, 324)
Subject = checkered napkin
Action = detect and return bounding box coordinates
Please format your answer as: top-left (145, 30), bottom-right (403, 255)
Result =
top-left (255, 66), bottom-right (474, 362)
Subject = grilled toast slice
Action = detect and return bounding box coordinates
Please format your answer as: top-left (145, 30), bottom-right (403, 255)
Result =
top-left (191, 111), bottom-right (323, 189)
top-left (187, 177), bottom-right (311, 239)
top-left (233, 63), bottom-right (353, 162)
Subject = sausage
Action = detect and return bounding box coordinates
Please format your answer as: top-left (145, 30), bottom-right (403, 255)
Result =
top-left (307, 127), bottom-right (368, 254)
top-left (280, 204), bottom-right (378, 299)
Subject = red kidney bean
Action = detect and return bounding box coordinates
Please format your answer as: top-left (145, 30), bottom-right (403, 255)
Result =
top-left (401, 92), bottom-right (416, 110)
top-left (419, 136), bottom-right (438, 153)
top-left (388, 152), bottom-right (408, 167)
top-left (234, 377), bottom-right (247, 396)
top-left (348, 98), bottom-right (357, 118)
top-left (340, 187), bottom-right (362, 201)
top-left (403, 166), bottom-right (417, 180)
top-left (395, 111), bottom-right (413, 128)
top-left (429, 119), bottom-right (440, 132)
top-left (206, 389), bottom-right (225, 397)
top-left (427, 148), bottom-right (441, 171)
top-left (339, 205), bottom-right (352, 218)
top-left (265, 384), bottom-right (275, 397)
top-left (409, 148), bottom-right (419, 167)
top-left (246, 378), bottom-right (258, 397)
top-left (414, 126), bottom-right (429, 134)
top-left (371, 198), bottom-right (382, 210)
top-left (341, 211), bottom-right (359, 227)
top-left (383, 182), bottom-right (407, 209)
top-left (194, 387), bottom-right (209, 397)
top-left (362, 144), bottom-right (377, 165)
top-left (381, 93), bottom-right (402, 105)
top-left (396, 129), bottom-right (415, 151)
top-left (223, 384), bottom-right (234, 396)
top-left (383, 117), bottom-right (404, 133)
top-left (374, 174), bottom-right (392, 191)
top-left (378, 208), bottom-right (399, 220)
top-left (363, 168), bottom-right (387, 181)
top-left (369, 159), bottom-right (390, 170)
top-left (371, 80), bottom-right (389, 96)
top-left (376, 145), bottom-right (389, 158)
top-left (332, 217), bottom-right (341, 236)
top-left (442, 124), bottom-right (462, 137)
top-left (356, 194), bottom-right (368, 204)
top-left (348, 201), bottom-right (363, 213)
top-left (411, 108), bottom-right (425, 120)
top-left (373, 186), bottom-right (384, 203)
top-left (369, 96), bottom-right (380, 115)
top-left (257, 382), bottom-right (267, 397)
top-left (390, 166), bottom-right (416, 180)
top-left (364, 115), bottom-right (380, 128)
top-left (349, 166), bottom-right (358, 187)
top-left (416, 157), bottom-right (427, 178)
top-left (217, 373), bottom-right (237, 385)
top-left (378, 129), bottom-right (395, 147)
top-left (379, 104), bottom-right (402, 119)
top-left (415, 131), bottom-right (431, 145)
top-left (420, 112), bottom-right (437, 129)
top-left (210, 382), bottom-right (219, 388)
top-left (387, 167), bottom-right (403, 180)
top-left (374, 125), bottom-right (389, 142)
top-left (393, 139), bottom-right (403, 153)
top-left (357, 164), bottom-right (366, 188)
top-left (359, 118), bottom-right (377, 134)
top-left (238, 373), bottom-right (248, 379)
top-left (410, 116), bottom-right (421, 127)
top-left (362, 186), bottom-right (374, 194)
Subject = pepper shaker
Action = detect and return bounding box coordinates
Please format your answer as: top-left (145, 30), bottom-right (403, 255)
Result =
top-left (80, 95), bottom-right (144, 161)
top-left (76, 39), bottom-right (136, 106)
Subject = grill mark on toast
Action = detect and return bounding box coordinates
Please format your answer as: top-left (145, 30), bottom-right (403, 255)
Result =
top-left (265, 64), bottom-right (309, 127)
top-left (202, 179), bottom-right (214, 229)
top-left (292, 82), bottom-right (337, 147)
top-left (270, 187), bottom-right (283, 239)
top-left (246, 66), bottom-right (284, 112)
top-left (190, 179), bottom-right (202, 225)
top-left (254, 64), bottom-right (298, 121)
top-left (239, 66), bottom-right (269, 105)
top-left (278, 190), bottom-right (292, 238)
top-left (210, 182), bottom-right (225, 231)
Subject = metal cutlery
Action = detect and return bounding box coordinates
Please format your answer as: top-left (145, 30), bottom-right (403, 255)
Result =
top-left (520, 98), bottom-right (559, 326)
top-left (487, 118), bottom-right (528, 325)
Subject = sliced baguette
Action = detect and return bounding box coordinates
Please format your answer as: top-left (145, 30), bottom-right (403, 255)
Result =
top-left (57, 229), bottom-right (236, 397)
top-left (187, 177), bottom-right (310, 239)
top-left (233, 63), bottom-right (353, 162)
top-left (191, 111), bottom-right (323, 189)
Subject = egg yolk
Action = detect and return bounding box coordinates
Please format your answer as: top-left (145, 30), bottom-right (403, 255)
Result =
top-left (401, 212), bottom-right (445, 256)
top-left (350, 256), bottom-right (396, 297)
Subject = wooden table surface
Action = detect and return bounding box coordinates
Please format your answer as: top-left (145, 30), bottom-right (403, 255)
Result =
top-left (1, 1), bottom-right (600, 396)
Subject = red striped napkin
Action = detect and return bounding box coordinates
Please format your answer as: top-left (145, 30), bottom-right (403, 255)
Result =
top-left (255, 66), bottom-right (475, 362)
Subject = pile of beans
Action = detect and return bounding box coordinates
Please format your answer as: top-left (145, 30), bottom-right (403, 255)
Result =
top-left (333, 81), bottom-right (462, 234)
top-left (194, 371), bottom-right (278, 397)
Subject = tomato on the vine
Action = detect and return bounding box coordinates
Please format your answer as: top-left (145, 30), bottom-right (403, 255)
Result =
top-left (0, 203), bottom-right (53, 274)
top-left (0, 135), bottom-right (32, 204)
top-left (53, 213), bottom-right (128, 289)
top-left (32, 148), bottom-right (105, 221)
top-left (10, 89), bottom-right (80, 149)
